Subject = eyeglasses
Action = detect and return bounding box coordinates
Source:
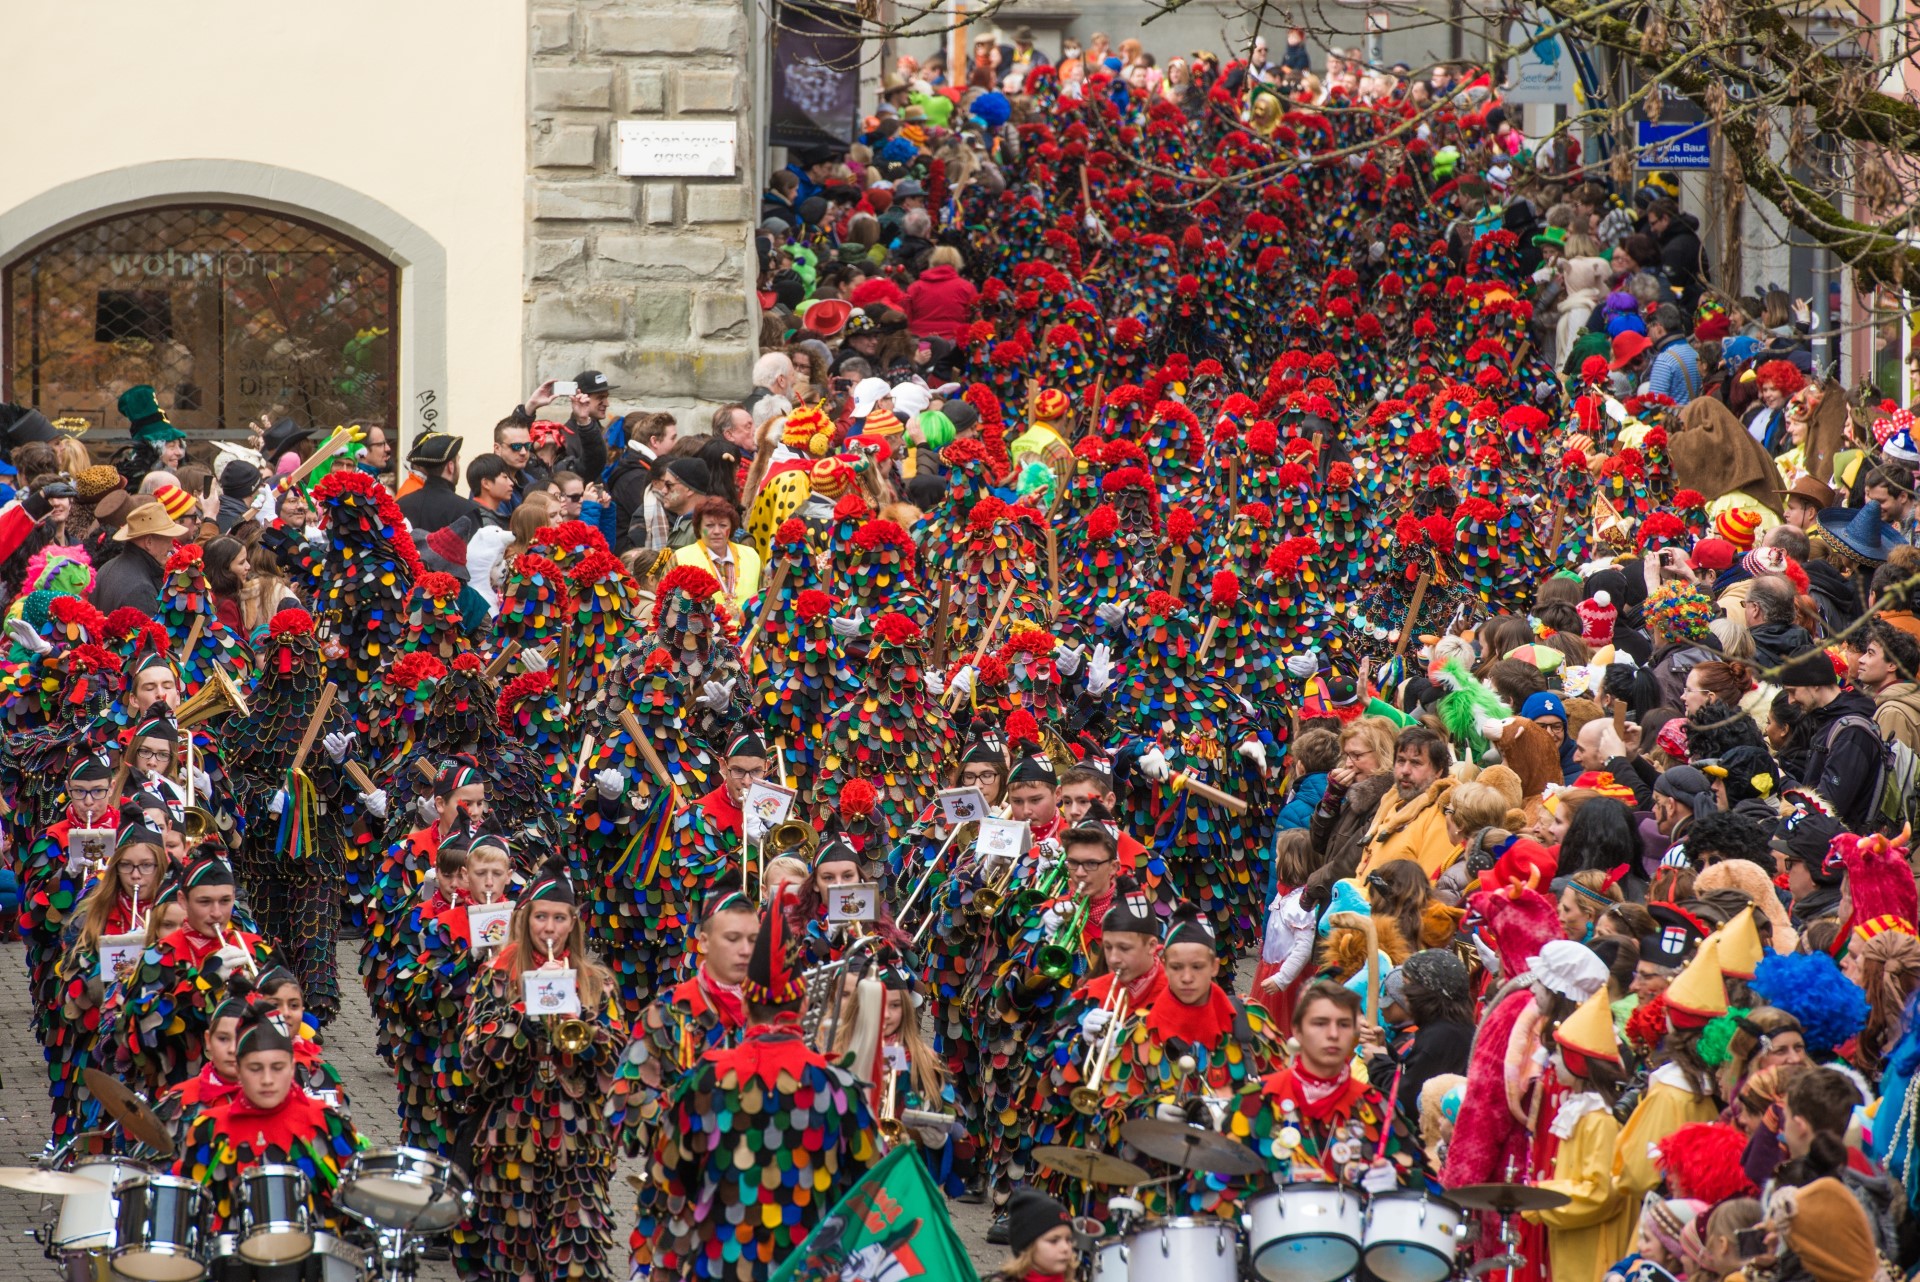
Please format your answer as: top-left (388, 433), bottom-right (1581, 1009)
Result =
top-left (562, 491), bottom-right (584, 502)
top-left (724, 765), bottom-right (769, 783)
top-left (960, 769), bottom-right (1000, 786)
top-left (134, 747), bottom-right (173, 767)
top-left (502, 442), bottom-right (531, 454)
top-left (121, 859), bottom-right (159, 875)
top-left (71, 786), bottom-right (111, 802)
top-left (1067, 857), bottom-right (1112, 872)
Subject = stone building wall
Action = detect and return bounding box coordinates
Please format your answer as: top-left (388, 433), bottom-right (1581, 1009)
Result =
top-left (526, 0), bottom-right (758, 419)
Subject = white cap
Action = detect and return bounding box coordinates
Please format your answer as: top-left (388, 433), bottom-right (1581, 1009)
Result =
top-left (890, 382), bottom-right (932, 419)
top-left (852, 377), bottom-right (893, 418)
top-left (1530, 940), bottom-right (1609, 1002)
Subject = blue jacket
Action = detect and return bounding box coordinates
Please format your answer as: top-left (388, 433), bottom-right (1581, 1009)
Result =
top-left (1647, 335), bottom-right (1701, 405)
top-left (580, 497), bottom-right (618, 549)
top-left (1270, 773), bottom-right (1329, 900)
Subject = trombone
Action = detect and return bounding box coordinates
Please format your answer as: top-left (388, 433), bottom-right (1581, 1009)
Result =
top-left (1071, 985), bottom-right (1129, 1114)
top-left (877, 1065), bottom-right (906, 1145)
top-left (968, 854), bottom-right (1018, 919)
top-left (900, 824), bottom-right (974, 945)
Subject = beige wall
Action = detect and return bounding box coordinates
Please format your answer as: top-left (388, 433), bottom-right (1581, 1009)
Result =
top-left (0, 0), bottom-right (528, 458)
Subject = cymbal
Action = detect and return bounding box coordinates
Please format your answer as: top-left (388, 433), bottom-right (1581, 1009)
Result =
top-left (0, 1166), bottom-right (102, 1196)
top-left (1119, 1118), bottom-right (1265, 1177)
top-left (84, 1068), bottom-right (174, 1157)
top-left (1448, 1182), bottom-right (1570, 1213)
top-left (1032, 1145), bottom-right (1152, 1187)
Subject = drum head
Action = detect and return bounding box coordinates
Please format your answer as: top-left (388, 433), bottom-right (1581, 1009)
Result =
top-left (237, 1229), bottom-right (315, 1265)
top-left (1365, 1242), bottom-right (1453, 1282)
top-left (339, 1173), bottom-right (459, 1232)
top-left (111, 1251), bottom-right (208, 1282)
top-left (1253, 1236), bottom-right (1360, 1282)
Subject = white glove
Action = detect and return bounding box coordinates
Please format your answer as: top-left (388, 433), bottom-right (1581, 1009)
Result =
top-left (594, 768), bottom-right (625, 800)
top-left (1080, 1005), bottom-right (1113, 1044)
top-left (1369, 240), bottom-right (1387, 263)
top-left (1054, 642), bottom-right (1086, 676)
top-left (322, 731), bottom-right (355, 763)
top-left (1139, 746), bottom-right (1171, 782)
top-left (924, 670), bottom-right (946, 696)
top-left (1041, 904), bottom-right (1067, 933)
top-left (520, 646), bottom-right (550, 674)
top-left (416, 795), bottom-right (439, 825)
top-left (363, 788), bottom-right (389, 820)
top-left (1086, 644), bottom-right (1116, 696)
top-left (947, 665), bottom-right (975, 700)
top-left (1238, 739), bottom-right (1269, 773)
top-left (7, 617), bottom-right (50, 655)
top-left (696, 678), bottom-right (736, 712)
top-left (831, 609), bottom-right (866, 638)
top-left (268, 789), bottom-right (288, 817)
top-left (1095, 601), bottom-right (1127, 628)
top-left (1286, 651), bottom-right (1321, 679)
top-left (192, 768), bottom-right (213, 798)
top-left (743, 810), bottom-right (768, 845)
top-left (212, 945), bottom-right (250, 976)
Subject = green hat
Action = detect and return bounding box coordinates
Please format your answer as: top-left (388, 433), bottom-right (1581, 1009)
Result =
top-left (918, 410), bottom-right (955, 450)
top-left (837, 243), bottom-right (871, 265)
top-left (1531, 226), bottom-right (1568, 250)
top-left (117, 385), bottom-right (186, 444)
top-left (1431, 146), bottom-right (1460, 181)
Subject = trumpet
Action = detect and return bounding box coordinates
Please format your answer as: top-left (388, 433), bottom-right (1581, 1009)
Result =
top-left (550, 1016), bottom-right (592, 1053)
top-left (766, 818), bottom-right (819, 861)
top-left (1071, 985), bottom-right (1129, 1114)
top-left (968, 855), bottom-right (1018, 918)
top-left (877, 1065), bottom-right (905, 1145)
top-left (1035, 896), bottom-right (1090, 979)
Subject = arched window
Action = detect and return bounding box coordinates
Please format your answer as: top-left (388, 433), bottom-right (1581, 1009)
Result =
top-left (4, 205), bottom-right (397, 441)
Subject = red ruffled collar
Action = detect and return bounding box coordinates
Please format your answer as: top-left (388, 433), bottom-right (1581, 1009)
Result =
top-left (1261, 1063), bottom-right (1376, 1123)
top-left (1144, 981), bottom-right (1238, 1046)
top-left (707, 1014), bottom-right (826, 1086)
top-left (202, 1090), bottom-right (330, 1152)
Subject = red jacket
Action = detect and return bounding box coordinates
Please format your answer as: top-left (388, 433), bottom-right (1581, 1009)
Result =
top-left (904, 266), bottom-right (977, 341)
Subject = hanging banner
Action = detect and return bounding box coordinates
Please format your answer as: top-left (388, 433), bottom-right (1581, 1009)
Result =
top-left (770, 2), bottom-right (863, 150)
top-left (1505, 10), bottom-right (1578, 105)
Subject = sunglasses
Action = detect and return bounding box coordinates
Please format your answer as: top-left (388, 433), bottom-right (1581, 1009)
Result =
top-left (503, 442), bottom-right (532, 453)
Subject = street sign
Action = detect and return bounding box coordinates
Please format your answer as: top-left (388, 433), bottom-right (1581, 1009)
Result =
top-left (1506, 12), bottom-right (1577, 105)
top-left (1635, 120), bottom-right (1711, 170)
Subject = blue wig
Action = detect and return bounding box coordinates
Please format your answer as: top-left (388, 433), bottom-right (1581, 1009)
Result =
top-left (1751, 951), bottom-right (1869, 1055)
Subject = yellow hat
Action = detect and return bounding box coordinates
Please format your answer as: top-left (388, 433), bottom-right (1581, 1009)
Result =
top-left (1715, 907), bottom-right (1763, 981)
top-left (1665, 935), bottom-right (1729, 1029)
top-left (1554, 988), bottom-right (1622, 1065)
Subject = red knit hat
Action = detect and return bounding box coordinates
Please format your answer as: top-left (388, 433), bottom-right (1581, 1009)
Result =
top-left (1577, 590), bottom-right (1616, 645)
top-left (1714, 507), bottom-right (1762, 551)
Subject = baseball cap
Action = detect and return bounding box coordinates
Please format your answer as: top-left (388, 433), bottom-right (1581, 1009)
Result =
top-left (575, 370), bottom-right (611, 395)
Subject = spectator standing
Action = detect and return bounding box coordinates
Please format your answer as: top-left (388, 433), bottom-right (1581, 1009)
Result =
top-left (396, 434), bottom-right (475, 535)
top-left (906, 246), bottom-right (978, 341)
top-left (92, 500), bottom-right (186, 615)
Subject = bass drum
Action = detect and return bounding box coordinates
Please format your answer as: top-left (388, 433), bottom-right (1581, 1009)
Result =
top-left (1091, 1238), bottom-right (1128, 1282)
top-left (1125, 1217), bottom-right (1240, 1282)
top-left (1246, 1183), bottom-right (1365, 1282)
top-left (1362, 1191), bottom-right (1463, 1282)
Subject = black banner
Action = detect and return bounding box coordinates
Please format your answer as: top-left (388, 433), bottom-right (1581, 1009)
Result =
top-left (769, 1), bottom-right (862, 150)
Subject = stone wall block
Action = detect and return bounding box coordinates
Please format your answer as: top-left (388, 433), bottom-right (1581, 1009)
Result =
top-left (530, 293), bottom-right (627, 341)
top-left (532, 66), bottom-right (614, 111)
top-left (531, 182), bottom-right (635, 222)
top-left (530, 8), bottom-right (574, 52)
top-left (590, 10), bottom-right (741, 55)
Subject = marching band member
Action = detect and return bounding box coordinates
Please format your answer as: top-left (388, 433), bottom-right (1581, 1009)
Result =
top-left (459, 855), bottom-right (624, 1282)
top-left (646, 884), bottom-right (878, 1280)
top-left (1231, 980), bottom-right (1427, 1191)
top-left (249, 965), bottom-right (350, 1107)
top-left (786, 836), bottom-right (912, 960)
top-left (43, 820), bottom-right (164, 1137)
top-left (150, 976), bottom-right (250, 1152)
top-left (175, 999), bottom-right (366, 1239)
top-left (19, 753), bottom-right (120, 1004)
top-left (122, 854), bottom-right (274, 1089)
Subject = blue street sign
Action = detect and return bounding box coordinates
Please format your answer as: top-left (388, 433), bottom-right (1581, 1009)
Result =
top-left (1635, 121), bottom-right (1712, 170)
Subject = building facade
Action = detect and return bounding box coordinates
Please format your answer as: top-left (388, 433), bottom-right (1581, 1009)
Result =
top-left (0, 0), bottom-right (758, 462)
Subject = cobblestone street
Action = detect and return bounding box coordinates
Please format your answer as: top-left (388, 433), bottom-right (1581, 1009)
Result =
top-left (0, 940), bottom-right (999, 1279)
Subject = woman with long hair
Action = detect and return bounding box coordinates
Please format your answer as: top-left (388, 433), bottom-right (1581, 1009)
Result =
top-left (231, 526), bottom-right (300, 635)
top-left (1846, 930), bottom-right (1920, 1079)
top-left (459, 857), bottom-right (623, 1282)
top-left (44, 824), bottom-right (165, 1138)
top-left (201, 536), bottom-right (250, 635)
top-left (1717, 1006), bottom-right (1807, 1107)
top-left (1366, 859), bottom-right (1458, 951)
top-left (1556, 797), bottom-right (1644, 891)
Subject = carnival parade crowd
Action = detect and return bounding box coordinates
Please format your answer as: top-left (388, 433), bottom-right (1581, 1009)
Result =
top-left (1, 24), bottom-right (1919, 1282)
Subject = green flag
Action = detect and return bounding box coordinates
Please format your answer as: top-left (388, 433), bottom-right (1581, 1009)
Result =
top-left (769, 1146), bottom-right (982, 1282)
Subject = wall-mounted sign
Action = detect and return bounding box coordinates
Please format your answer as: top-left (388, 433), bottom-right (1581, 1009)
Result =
top-left (614, 121), bottom-right (738, 177)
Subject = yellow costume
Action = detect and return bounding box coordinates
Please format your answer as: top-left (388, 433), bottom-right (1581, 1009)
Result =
top-left (1612, 1063), bottom-right (1718, 1200)
top-left (671, 539), bottom-right (763, 614)
top-left (1527, 1099), bottom-right (1632, 1282)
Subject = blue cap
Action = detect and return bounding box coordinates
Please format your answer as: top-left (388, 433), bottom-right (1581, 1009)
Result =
top-left (1720, 334), bottom-right (1759, 366)
top-left (1521, 691), bottom-right (1568, 723)
top-left (1607, 313), bottom-right (1647, 338)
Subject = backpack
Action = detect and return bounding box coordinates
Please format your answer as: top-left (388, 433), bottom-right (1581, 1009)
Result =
top-left (1829, 713), bottom-right (1920, 833)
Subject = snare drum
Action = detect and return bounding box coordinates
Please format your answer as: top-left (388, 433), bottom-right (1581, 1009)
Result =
top-left (211, 1231), bottom-right (362, 1282)
top-left (335, 1146), bottom-right (467, 1233)
top-left (55, 1157), bottom-right (151, 1250)
top-left (1362, 1191), bottom-right (1464, 1282)
top-left (237, 1165), bottom-right (313, 1264)
top-left (113, 1174), bottom-right (211, 1282)
top-left (1247, 1183), bottom-right (1365, 1282)
top-left (1125, 1217), bottom-right (1240, 1282)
